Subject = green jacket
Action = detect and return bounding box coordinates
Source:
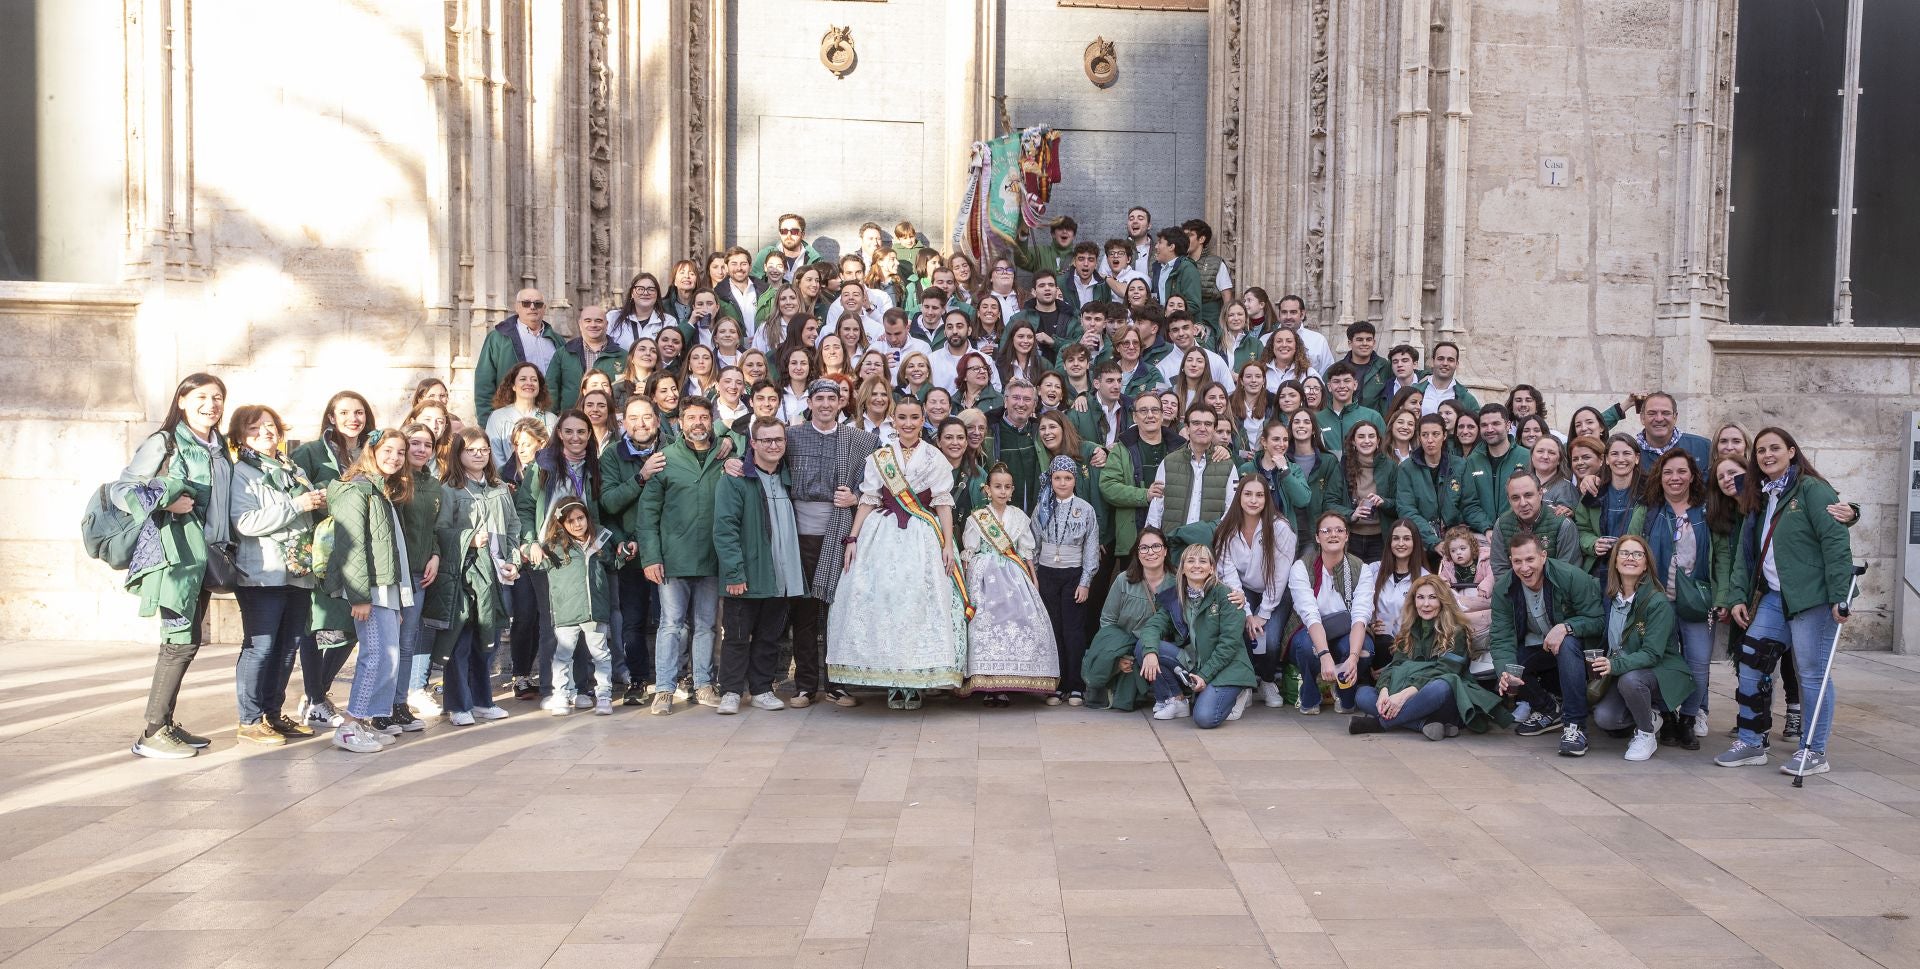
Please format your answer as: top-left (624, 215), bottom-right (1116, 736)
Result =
top-left (1150, 257), bottom-right (1202, 317)
top-left (290, 437), bottom-right (353, 488)
top-left (323, 477), bottom-right (405, 607)
top-left (1728, 470), bottom-right (1854, 616)
top-left (1488, 558), bottom-right (1605, 669)
top-left (538, 540), bottom-right (614, 626)
top-left (1602, 583), bottom-right (1692, 711)
top-left (427, 480), bottom-right (512, 662)
top-left (1099, 429), bottom-right (1180, 555)
top-left (1345, 354), bottom-right (1392, 413)
top-left (1394, 450), bottom-right (1464, 547)
top-left (599, 433), bottom-right (665, 570)
top-left (563, 338), bottom-right (627, 409)
top-left (398, 467), bottom-right (443, 578)
top-left (1138, 582), bottom-right (1256, 689)
top-left (637, 438), bottom-right (728, 578)
top-left (513, 455), bottom-right (606, 547)
top-left (1491, 505), bottom-right (1581, 576)
top-left (1237, 456), bottom-right (1317, 538)
top-left (1080, 574), bottom-right (1174, 709)
top-left (1413, 378), bottom-right (1481, 416)
top-left (1253, 451), bottom-right (1343, 540)
top-left (1013, 234), bottom-right (1074, 275)
top-left (474, 317), bottom-right (575, 426)
top-left (1378, 620), bottom-right (1511, 732)
top-left (1314, 402), bottom-right (1385, 454)
top-left (1325, 451), bottom-right (1398, 532)
top-left (1458, 443), bottom-right (1531, 532)
top-left (713, 462), bottom-right (793, 598)
top-left (751, 241), bottom-right (822, 280)
top-left (1060, 275), bottom-right (1115, 315)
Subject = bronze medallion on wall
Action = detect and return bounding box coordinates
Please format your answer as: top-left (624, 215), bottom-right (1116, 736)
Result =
top-left (1084, 37), bottom-right (1118, 88)
top-left (821, 26), bottom-right (856, 78)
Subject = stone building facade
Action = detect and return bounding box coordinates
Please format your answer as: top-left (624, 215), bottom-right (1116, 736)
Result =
top-left (1, 0), bottom-right (1912, 648)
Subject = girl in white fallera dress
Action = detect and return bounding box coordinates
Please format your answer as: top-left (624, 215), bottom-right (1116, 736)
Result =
top-left (827, 397), bottom-right (972, 709)
top-left (960, 463), bottom-right (1060, 706)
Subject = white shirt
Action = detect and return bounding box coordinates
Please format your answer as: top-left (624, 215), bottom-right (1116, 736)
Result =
top-left (724, 279), bottom-right (761, 326)
top-left (1145, 454), bottom-right (1240, 528)
top-left (1762, 491), bottom-right (1782, 593)
top-left (824, 300), bottom-right (887, 342)
top-left (1419, 375), bottom-right (1464, 416)
top-left (1287, 557), bottom-right (1380, 631)
top-left (1372, 566), bottom-right (1430, 639)
top-left (1215, 520), bottom-right (1300, 620)
top-left (1156, 344), bottom-right (1236, 388)
top-left (1211, 261), bottom-right (1233, 293)
top-left (1071, 273), bottom-right (1102, 306)
top-left (875, 336), bottom-right (933, 373)
top-left (928, 343), bottom-right (1000, 395)
top-left (986, 290), bottom-right (1020, 323)
top-left (1295, 326), bottom-right (1335, 374)
top-left (608, 309), bottom-right (669, 348)
top-left (1096, 398), bottom-right (1125, 446)
top-left (1265, 362), bottom-right (1317, 394)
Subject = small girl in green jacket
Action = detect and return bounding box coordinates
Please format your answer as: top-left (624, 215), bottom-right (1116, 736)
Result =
top-left (537, 497), bottom-right (616, 716)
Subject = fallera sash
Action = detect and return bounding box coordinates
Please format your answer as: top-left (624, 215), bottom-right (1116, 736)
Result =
top-left (875, 446), bottom-right (974, 620)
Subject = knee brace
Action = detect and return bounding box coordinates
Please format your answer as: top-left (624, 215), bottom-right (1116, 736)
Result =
top-left (1735, 636), bottom-right (1788, 734)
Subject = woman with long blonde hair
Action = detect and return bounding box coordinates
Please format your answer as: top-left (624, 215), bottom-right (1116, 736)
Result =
top-left (1349, 575), bottom-right (1508, 739)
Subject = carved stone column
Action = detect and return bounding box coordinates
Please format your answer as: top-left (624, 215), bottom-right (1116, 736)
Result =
top-left (1657, 0), bottom-right (1735, 400)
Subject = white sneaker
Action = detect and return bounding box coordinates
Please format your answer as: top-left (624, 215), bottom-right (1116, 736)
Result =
top-left (1693, 715), bottom-right (1711, 737)
top-left (716, 693), bottom-right (741, 715)
top-left (574, 694), bottom-right (595, 709)
top-left (1160, 697), bottom-right (1191, 720)
top-left (1625, 729), bottom-right (1659, 762)
top-left (407, 688), bottom-right (442, 718)
top-left (1259, 681), bottom-right (1283, 708)
top-left (542, 696), bottom-right (571, 717)
top-left (750, 692), bottom-right (785, 711)
top-left (303, 697), bottom-right (345, 727)
top-left (594, 698), bottom-right (613, 716)
top-left (473, 705), bottom-right (509, 721)
top-left (332, 723), bottom-right (383, 753)
top-left (1152, 698), bottom-right (1179, 720)
top-left (1150, 699), bottom-right (1169, 718)
top-left (1226, 689), bottom-right (1252, 721)
top-left (1513, 701), bottom-right (1532, 723)
top-left (448, 710), bottom-right (476, 726)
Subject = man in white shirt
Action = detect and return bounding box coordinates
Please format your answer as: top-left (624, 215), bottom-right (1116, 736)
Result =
top-left (823, 279), bottom-right (886, 341)
top-left (1145, 402), bottom-right (1240, 529)
top-left (1063, 242), bottom-right (1110, 313)
top-left (874, 309), bottom-right (932, 372)
top-left (721, 247), bottom-right (766, 326)
top-left (928, 309), bottom-right (981, 394)
top-left (1154, 311), bottom-right (1236, 387)
top-left (1418, 340), bottom-right (1472, 416)
top-left (1275, 294), bottom-right (1335, 374)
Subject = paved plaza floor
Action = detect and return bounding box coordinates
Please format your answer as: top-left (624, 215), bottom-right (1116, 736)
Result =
top-left (0, 641), bottom-right (1916, 969)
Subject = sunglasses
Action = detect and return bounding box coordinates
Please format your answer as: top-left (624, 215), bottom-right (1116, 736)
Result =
top-left (519, 299), bottom-right (545, 309)
top-left (780, 227), bottom-right (803, 235)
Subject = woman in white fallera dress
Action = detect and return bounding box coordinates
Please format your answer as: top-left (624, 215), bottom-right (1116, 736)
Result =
top-left (960, 464), bottom-right (1060, 705)
top-left (827, 397), bottom-right (971, 708)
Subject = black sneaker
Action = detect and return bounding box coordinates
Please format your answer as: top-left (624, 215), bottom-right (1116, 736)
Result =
top-left (1348, 715), bottom-right (1385, 735)
top-left (1676, 715), bottom-right (1701, 751)
top-left (513, 677), bottom-right (538, 701)
top-left (1782, 710), bottom-right (1803, 740)
top-left (368, 716), bottom-right (403, 736)
top-left (1558, 722), bottom-right (1589, 757)
top-left (622, 685), bottom-right (647, 706)
top-left (167, 723), bottom-right (211, 748)
top-left (1515, 706), bottom-right (1563, 737)
top-left (389, 705), bottom-right (426, 732)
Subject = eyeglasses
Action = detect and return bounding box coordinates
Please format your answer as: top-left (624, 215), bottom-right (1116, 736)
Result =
top-left (1615, 549), bottom-right (1647, 560)
top-left (753, 437), bottom-right (785, 446)
top-left (634, 285), bottom-right (658, 293)
top-left (518, 299), bottom-right (546, 309)
top-left (1136, 544), bottom-right (1166, 553)
top-left (993, 267), bottom-right (1014, 275)
top-left (463, 446), bottom-right (492, 454)
top-left (1318, 526), bottom-right (1347, 535)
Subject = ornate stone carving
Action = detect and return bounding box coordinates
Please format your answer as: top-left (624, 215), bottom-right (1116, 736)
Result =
top-left (686, 0), bottom-right (710, 255)
top-left (587, 0), bottom-right (612, 298)
top-left (1215, 6), bottom-right (1240, 258)
top-left (1305, 0), bottom-right (1332, 297)
top-left (821, 25), bottom-right (856, 78)
top-left (1083, 37), bottom-right (1118, 88)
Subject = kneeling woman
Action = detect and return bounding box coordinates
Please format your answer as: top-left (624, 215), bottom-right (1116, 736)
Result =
top-left (1590, 534), bottom-right (1693, 762)
top-left (1285, 512), bottom-right (1379, 714)
top-left (827, 397), bottom-right (971, 709)
top-left (1082, 527), bottom-right (1174, 711)
top-left (1137, 544), bottom-right (1257, 727)
top-left (1351, 576), bottom-right (1507, 739)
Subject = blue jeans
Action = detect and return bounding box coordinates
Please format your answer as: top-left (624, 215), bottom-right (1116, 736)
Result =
top-left (1517, 634), bottom-right (1589, 725)
top-left (346, 604), bottom-right (402, 720)
top-left (656, 576), bottom-right (719, 690)
top-left (1288, 626), bottom-right (1376, 709)
top-left (391, 578), bottom-right (426, 708)
top-left (1133, 640), bottom-right (1184, 704)
top-left (1357, 680), bottom-right (1456, 731)
top-left (554, 622), bottom-right (613, 701)
top-left (442, 627), bottom-right (494, 714)
top-left (233, 585), bottom-right (309, 723)
top-left (1676, 618), bottom-right (1711, 716)
top-left (1740, 592), bottom-right (1840, 753)
top-left (1191, 686), bottom-right (1245, 729)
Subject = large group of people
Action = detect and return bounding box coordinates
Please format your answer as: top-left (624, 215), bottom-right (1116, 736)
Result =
top-left (109, 207), bottom-right (1860, 778)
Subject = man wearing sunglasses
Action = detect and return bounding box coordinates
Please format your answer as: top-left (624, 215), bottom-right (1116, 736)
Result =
top-left (751, 213), bottom-right (820, 283)
top-left (475, 286), bottom-right (575, 425)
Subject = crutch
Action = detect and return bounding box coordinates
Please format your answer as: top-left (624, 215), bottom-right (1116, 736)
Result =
top-left (1792, 562), bottom-right (1867, 788)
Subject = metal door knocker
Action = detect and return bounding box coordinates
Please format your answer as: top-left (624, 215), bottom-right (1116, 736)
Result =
top-left (1084, 37), bottom-right (1117, 88)
top-left (821, 26), bottom-right (856, 78)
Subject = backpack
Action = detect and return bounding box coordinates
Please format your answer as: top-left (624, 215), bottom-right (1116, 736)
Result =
top-left (309, 515), bottom-right (337, 582)
top-left (80, 434), bottom-right (175, 570)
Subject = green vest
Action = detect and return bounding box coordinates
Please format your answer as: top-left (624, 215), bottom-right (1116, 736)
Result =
top-left (1196, 252), bottom-right (1224, 305)
top-left (1160, 448), bottom-right (1232, 527)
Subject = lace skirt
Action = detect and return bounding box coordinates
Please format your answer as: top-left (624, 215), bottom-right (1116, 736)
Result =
top-left (826, 513), bottom-right (968, 689)
top-left (961, 553), bottom-right (1059, 694)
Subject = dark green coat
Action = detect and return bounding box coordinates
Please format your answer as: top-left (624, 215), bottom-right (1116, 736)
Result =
top-left (1488, 558), bottom-right (1605, 669)
top-left (1138, 582), bottom-right (1255, 689)
top-left (323, 477), bottom-right (405, 607)
top-left (713, 462), bottom-right (792, 598)
top-left (290, 437), bottom-right (354, 488)
top-left (1346, 354), bottom-right (1392, 413)
top-left (1459, 443), bottom-right (1531, 532)
top-left (1603, 583), bottom-right (1692, 711)
top-left (398, 467), bottom-right (443, 578)
top-left (1081, 574), bottom-right (1171, 711)
top-left (637, 438), bottom-right (727, 578)
top-left (563, 338), bottom-right (627, 409)
top-left (1378, 620), bottom-right (1511, 732)
top-left (1150, 257), bottom-right (1202, 316)
top-left (1314, 403), bottom-right (1386, 455)
top-left (1395, 450), bottom-right (1465, 547)
top-left (1325, 452), bottom-right (1399, 533)
top-left (428, 480), bottom-right (511, 662)
top-left (599, 433), bottom-right (664, 571)
top-left (1248, 450), bottom-right (1342, 540)
top-left (514, 456), bottom-right (606, 547)
top-left (1728, 470), bottom-right (1855, 616)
